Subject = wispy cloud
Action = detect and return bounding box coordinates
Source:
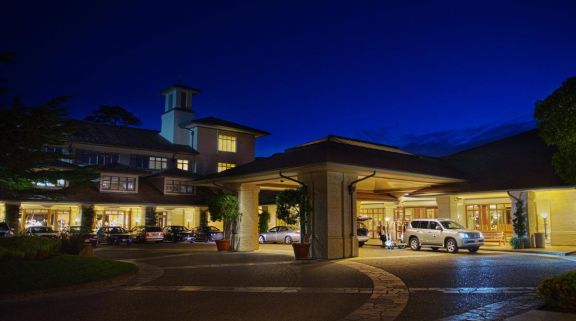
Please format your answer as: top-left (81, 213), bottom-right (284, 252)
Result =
top-left (356, 120), bottom-right (536, 157)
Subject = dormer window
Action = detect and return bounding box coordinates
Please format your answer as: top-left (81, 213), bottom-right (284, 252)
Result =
top-left (101, 175), bottom-right (136, 192)
top-left (75, 150), bottom-right (119, 166)
top-left (165, 179), bottom-right (196, 194)
top-left (149, 156), bottom-right (168, 170)
top-left (218, 134), bottom-right (237, 152)
top-left (177, 159), bottom-right (189, 171)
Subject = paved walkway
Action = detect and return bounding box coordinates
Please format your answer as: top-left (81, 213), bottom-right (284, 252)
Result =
top-left (482, 245), bottom-right (576, 256)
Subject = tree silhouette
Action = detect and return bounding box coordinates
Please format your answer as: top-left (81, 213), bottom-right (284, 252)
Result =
top-left (85, 105), bottom-right (142, 126)
top-left (0, 53), bottom-right (97, 197)
top-left (534, 77), bottom-right (576, 184)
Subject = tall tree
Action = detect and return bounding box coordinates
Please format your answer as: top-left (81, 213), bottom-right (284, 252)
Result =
top-left (0, 97), bottom-right (96, 196)
top-left (0, 54), bottom-right (96, 197)
top-left (534, 77), bottom-right (576, 184)
top-left (85, 105), bottom-right (142, 126)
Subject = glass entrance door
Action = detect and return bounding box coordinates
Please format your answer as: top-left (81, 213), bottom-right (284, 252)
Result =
top-left (466, 204), bottom-right (512, 236)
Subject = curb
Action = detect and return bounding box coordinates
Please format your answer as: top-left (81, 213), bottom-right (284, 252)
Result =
top-left (337, 260), bottom-right (409, 321)
top-left (481, 247), bottom-right (576, 257)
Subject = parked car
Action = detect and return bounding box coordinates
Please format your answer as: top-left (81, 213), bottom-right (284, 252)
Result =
top-left (130, 226), bottom-right (164, 243)
top-left (96, 226), bottom-right (133, 245)
top-left (163, 225), bottom-right (195, 242)
top-left (193, 226), bottom-right (224, 242)
top-left (61, 225), bottom-right (98, 246)
top-left (259, 226), bottom-right (300, 244)
top-left (406, 218), bottom-right (484, 253)
top-left (25, 226), bottom-right (59, 238)
top-left (0, 222), bottom-right (14, 238)
top-left (357, 221), bottom-right (369, 247)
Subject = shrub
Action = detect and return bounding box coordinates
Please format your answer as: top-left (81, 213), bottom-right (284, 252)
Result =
top-left (0, 236), bottom-right (61, 261)
top-left (0, 247), bottom-right (25, 261)
top-left (258, 209), bottom-right (270, 233)
top-left (61, 235), bottom-right (85, 255)
top-left (538, 270), bottom-right (576, 311)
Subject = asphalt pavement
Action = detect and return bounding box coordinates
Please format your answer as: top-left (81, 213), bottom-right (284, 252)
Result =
top-left (1, 242), bottom-right (575, 321)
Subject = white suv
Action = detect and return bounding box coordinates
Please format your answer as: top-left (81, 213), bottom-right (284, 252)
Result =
top-left (406, 219), bottom-right (484, 253)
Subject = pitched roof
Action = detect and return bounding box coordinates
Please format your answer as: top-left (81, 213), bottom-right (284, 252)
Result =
top-left (187, 117), bottom-right (269, 137)
top-left (160, 84), bottom-right (201, 95)
top-left (412, 129), bottom-right (568, 195)
top-left (198, 136), bottom-right (463, 181)
top-left (69, 120), bottom-right (197, 154)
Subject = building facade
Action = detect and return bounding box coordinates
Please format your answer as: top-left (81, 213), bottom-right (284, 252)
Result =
top-left (1, 85), bottom-right (574, 257)
top-left (0, 84), bottom-right (269, 232)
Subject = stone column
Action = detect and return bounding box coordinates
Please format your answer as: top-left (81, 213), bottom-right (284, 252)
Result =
top-left (436, 195), bottom-right (458, 221)
top-left (299, 171), bottom-right (359, 259)
top-left (237, 183), bottom-right (260, 252)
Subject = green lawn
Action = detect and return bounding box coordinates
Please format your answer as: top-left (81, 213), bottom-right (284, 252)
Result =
top-left (0, 255), bottom-right (137, 293)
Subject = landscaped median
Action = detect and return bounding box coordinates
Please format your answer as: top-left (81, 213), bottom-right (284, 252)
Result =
top-left (538, 269), bottom-right (576, 312)
top-left (0, 237), bottom-right (136, 294)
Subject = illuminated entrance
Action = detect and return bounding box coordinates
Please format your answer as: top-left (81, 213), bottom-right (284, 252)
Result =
top-left (466, 203), bottom-right (512, 237)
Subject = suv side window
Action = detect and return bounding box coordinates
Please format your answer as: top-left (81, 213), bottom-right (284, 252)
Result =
top-left (428, 221), bottom-right (439, 230)
top-left (411, 221), bottom-right (423, 229)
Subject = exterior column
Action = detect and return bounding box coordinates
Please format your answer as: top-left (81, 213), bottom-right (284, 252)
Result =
top-left (436, 195), bottom-right (458, 222)
top-left (237, 183), bottom-right (260, 252)
top-left (299, 171), bottom-right (358, 259)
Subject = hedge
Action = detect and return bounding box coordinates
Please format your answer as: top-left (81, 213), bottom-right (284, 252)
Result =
top-left (538, 270), bottom-right (576, 311)
top-left (0, 237), bottom-right (61, 261)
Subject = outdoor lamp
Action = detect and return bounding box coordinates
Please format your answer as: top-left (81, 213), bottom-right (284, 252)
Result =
top-left (540, 211), bottom-right (549, 241)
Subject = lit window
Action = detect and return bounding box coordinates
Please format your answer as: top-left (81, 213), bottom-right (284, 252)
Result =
top-left (177, 159), bottom-right (189, 171)
top-left (165, 180), bottom-right (196, 194)
top-left (217, 162), bottom-right (236, 173)
top-left (34, 179), bottom-right (67, 188)
top-left (149, 156), bottom-right (168, 170)
top-left (100, 176), bottom-right (136, 191)
top-left (218, 134), bottom-right (237, 152)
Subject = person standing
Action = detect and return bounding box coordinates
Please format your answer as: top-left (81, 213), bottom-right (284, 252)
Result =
top-left (377, 221), bottom-right (386, 247)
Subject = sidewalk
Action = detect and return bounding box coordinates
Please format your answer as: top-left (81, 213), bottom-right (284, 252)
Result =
top-left (505, 309), bottom-right (576, 321)
top-left (482, 245), bottom-right (576, 256)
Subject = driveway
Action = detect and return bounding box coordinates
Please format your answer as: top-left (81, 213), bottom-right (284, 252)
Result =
top-left (1, 243), bottom-right (575, 321)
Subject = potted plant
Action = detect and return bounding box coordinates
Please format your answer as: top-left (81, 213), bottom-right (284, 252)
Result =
top-left (509, 193), bottom-right (528, 249)
top-left (207, 190), bottom-right (241, 251)
top-left (276, 187), bottom-right (312, 259)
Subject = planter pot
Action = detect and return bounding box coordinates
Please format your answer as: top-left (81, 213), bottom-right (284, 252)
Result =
top-left (215, 239), bottom-right (230, 251)
top-left (292, 243), bottom-right (310, 259)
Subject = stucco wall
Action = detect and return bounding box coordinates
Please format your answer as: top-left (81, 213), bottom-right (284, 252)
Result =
top-left (193, 127), bottom-right (256, 175)
top-left (534, 189), bottom-right (576, 246)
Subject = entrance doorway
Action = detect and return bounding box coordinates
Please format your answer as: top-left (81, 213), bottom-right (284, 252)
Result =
top-left (465, 204), bottom-right (512, 237)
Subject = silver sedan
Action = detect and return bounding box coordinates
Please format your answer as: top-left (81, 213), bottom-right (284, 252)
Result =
top-left (259, 226), bottom-right (300, 244)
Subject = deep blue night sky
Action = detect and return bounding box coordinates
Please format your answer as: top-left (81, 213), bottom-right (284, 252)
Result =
top-left (2, 1), bottom-right (575, 156)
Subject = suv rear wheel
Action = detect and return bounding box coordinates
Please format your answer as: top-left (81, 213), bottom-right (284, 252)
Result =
top-left (446, 238), bottom-right (459, 253)
top-left (409, 237), bottom-right (421, 251)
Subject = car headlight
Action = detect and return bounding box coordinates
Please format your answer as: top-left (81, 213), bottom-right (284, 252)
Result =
top-left (478, 232), bottom-right (484, 239)
top-left (459, 232), bottom-right (469, 239)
